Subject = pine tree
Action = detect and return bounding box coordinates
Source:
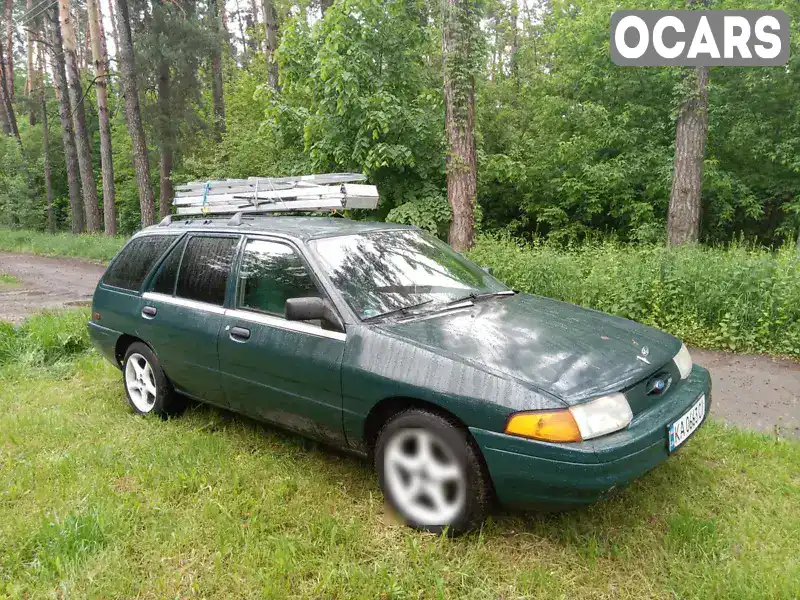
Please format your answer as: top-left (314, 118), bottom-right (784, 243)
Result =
top-left (113, 0), bottom-right (156, 226)
top-left (46, 5), bottom-right (84, 232)
top-left (59, 0), bottom-right (102, 231)
top-left (87, 0), bottom-right (116, 234)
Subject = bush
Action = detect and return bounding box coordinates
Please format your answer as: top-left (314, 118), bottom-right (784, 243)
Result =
top-left (468, 236), bottom-right (800, 358)
top-left (0, 229), bottom-right (126, 262)
top-left (0, 309), bottom-right (92, 366)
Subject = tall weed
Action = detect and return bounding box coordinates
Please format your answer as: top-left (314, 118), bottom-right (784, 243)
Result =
top-left (0, 310), bottom-right (92, 367)
top-left (469, 237), bottom-right (800, 357)
top-left (0, 229), bottom-right (126, 262)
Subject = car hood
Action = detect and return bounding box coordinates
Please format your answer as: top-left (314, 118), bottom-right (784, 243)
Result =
top-left (374, 293), bottom-right (681, 404)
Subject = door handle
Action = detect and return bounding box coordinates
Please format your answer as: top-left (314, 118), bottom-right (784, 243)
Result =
top-left (141, 306), bottom-right (157, 319)
top-left (229, 326), bottom-right (251, 341)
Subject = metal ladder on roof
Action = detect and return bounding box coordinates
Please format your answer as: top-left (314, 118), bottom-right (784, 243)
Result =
top-left (172, 173), bottom-right (380, 216)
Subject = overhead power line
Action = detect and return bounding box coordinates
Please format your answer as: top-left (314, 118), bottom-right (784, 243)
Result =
top-left (18, 0), bottom-right (58, 27)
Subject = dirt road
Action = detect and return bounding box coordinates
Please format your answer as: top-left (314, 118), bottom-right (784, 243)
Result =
top-left (1, 251), bottom-right (798, 438)
top-left (0, 252), bottom-right (105, 323)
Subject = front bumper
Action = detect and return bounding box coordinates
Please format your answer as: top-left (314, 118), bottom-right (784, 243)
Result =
top-left (470, 365), bottom-right (712, 510)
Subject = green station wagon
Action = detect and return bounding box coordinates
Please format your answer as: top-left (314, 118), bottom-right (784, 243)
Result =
top-left (89, 216), bottom-right (711, 533)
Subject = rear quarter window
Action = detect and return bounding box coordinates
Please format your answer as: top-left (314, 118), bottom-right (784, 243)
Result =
top-left (150, 236), bottom-right (187, 295)
top-left (103, 235), bottom-right (178, 291)
top-left (175, 236), bottom-right (239, 306)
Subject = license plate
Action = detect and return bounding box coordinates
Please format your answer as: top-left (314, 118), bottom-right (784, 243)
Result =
top-left (668, 394), bottom-right (706, 452)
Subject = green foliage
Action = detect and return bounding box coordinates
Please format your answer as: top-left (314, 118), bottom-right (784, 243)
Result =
top-left (0, 309), bottom-right (92, 366)
top-left (469, 236), bottom-right (800, 357)
top-left (273, 0), bottom-right (446, 213)
top-left (386, 194), bottom-right (451, 236)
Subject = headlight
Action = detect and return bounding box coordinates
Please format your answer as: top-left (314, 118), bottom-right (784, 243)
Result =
top-left (673, 343), bottom-right (693, 380)
top-left (505, 392), bottom-right (633, 443)
top-left (569, 393), bottom-right (633, 440)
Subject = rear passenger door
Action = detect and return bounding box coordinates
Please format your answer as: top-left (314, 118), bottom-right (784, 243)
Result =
top-left (138, 233), bottom-right (240, 406)
top-left (218, 237), bottom-right (346, 444)
top-left (93, 234), bottom-right (179, 338)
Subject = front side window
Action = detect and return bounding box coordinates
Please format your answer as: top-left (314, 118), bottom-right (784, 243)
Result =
top-left (237, 239), bottom-right (320, 316)
top-left (310, 230), bottom-right (507, 319)
top-left (103, 235), bottom-right (177, 291)
top-left (175, 236), bottom-right (239, 306)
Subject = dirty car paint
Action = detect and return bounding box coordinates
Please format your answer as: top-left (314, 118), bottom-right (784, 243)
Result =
top-left (89, 216), bottom-right (711, 511)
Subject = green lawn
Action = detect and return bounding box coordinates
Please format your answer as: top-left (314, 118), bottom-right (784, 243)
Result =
top-left (0, 353), bottom-right (798, 599)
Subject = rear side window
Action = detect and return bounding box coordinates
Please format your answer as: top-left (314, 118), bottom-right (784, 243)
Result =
top-left (237, 239), bottom-right (321, 316)
top-left (175, 236), bottom-right (238, 306)
top-left (151, 237), bottom-right (187, 295)
top-left (103, 235), bottom-right (177, 291)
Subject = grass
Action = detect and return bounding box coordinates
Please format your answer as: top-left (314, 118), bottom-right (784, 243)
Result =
top-left (0, 309), bottom-right (91, 366)
top-left (0, 273), bottom-right (20, 287)
top-left (0, 346), bottom-right (798, 598)
top-left (0, 228), bottom-right (126, 262)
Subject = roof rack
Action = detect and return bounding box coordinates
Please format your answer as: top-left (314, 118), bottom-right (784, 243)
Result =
top-left (173, 173), bottom-right (379, 216)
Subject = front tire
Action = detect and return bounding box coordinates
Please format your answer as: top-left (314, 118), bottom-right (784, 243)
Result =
top-left (122, 342), bottom-right (180, 417)
top-left (374, 408), bottom-right (491, 535)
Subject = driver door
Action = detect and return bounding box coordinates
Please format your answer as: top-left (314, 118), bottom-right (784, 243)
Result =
top-left (218, 237), bottom-right (347, 445)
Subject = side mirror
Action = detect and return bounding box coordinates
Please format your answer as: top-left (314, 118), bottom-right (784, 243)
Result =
top-left (482, 266), bottom-right (494, 276)
top-left (285, 297), bottom-right (345, 332)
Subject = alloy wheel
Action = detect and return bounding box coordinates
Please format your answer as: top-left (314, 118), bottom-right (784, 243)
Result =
top-left (383, 428), bottom-right (467, 526)
top-left (125, 353), bottom-right (157, 412)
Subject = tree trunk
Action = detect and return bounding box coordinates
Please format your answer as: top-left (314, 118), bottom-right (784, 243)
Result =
top-left (37, 42), bottom-right (54, 232)
top-left (249, 0), bottom-right (258, 24)
top-left (47, 6), bottom-right (84, 233)
top-left (667, 66), bottom-right (709, 247)
top-left (0, 85), bottom-right (9, 134)
top-left (156, 20), bottom-right (172, 219)
top-left (41, 84), bottom-right (55, 233)
top-left (220, 0), bottom-right (229, 38)
top-left (209, 0), bottom-right (226, 138)
top-left (4, 0), bottom-right (12, 100)
top-left (60, 0), bottom-right (103, 232)
top-left (262, 0), bottom-right (278, 89)
top-left (320, 0), bottom-right (332, 16)
top-left (106, 0), bottom-right (120, 55)
top-left (25, 0), bottom-right (37, 125)
top-left (442, 0), bottom-right (478, 252)
top-left (113, 0), bottom-right (156, 227)
top-left (159, 148), bottom-right (173, 219)
top-left (796, 222), bottom-right (800, 253)
top-left (0, 30), bottom-right (21, 145)
top-left (87, 0), bottom-right (116, 235)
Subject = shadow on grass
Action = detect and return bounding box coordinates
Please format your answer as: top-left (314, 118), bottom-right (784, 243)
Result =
top-left (170, 393), bottom-right (706, 548)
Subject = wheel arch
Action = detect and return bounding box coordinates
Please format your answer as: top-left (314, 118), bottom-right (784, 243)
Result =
top-left (114, 334), bottom-right (146, 366)
top-left (363, 396), bottom-right (474, 455)
top-left (363, 395), bottom-right (497, 504)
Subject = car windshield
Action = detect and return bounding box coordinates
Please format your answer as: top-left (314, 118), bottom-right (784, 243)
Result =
top-left (310, 229), bottom-right (509, 320)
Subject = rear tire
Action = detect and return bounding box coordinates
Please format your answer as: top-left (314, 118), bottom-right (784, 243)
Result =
top-left (374, 408), bottom-right (491, 535)
top-left (122, 342), bottom-right (182, 417)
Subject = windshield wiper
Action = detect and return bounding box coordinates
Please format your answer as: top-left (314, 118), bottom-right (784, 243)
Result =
top-left (444, 290), bottom-right (516, 307)
top-left (362, 299), bottom-right (434, 322)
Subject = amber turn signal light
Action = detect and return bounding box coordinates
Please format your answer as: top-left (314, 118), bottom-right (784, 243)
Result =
top-left (505, 410), bottom-right (583, 443)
